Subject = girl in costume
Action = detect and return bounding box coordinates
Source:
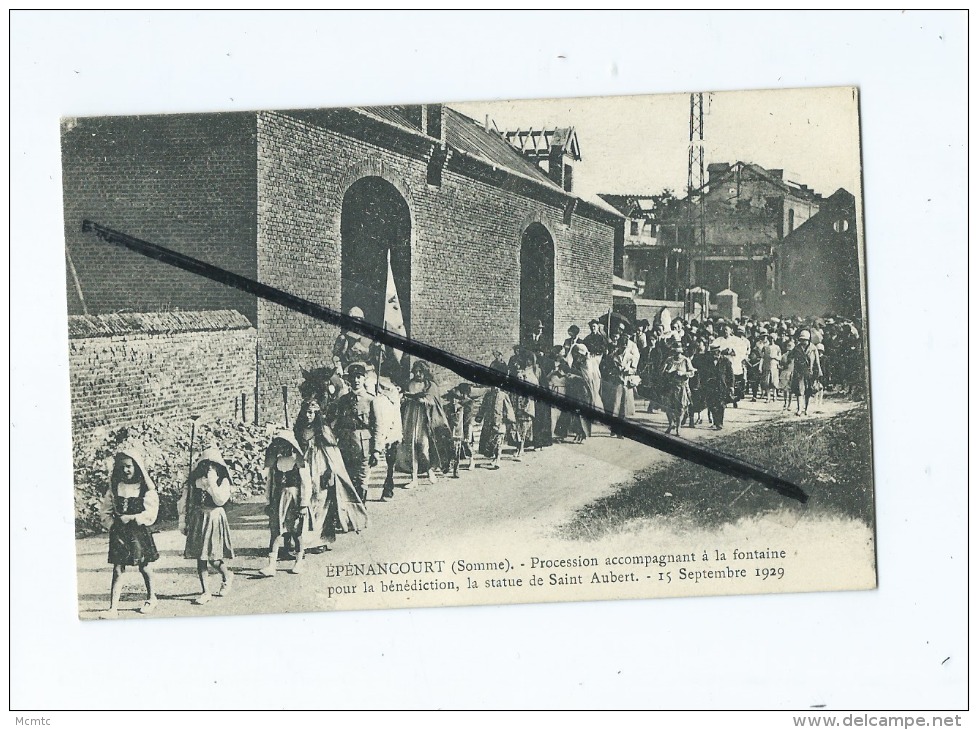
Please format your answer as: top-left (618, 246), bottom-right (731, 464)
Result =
top-left (260, 431), bottom-right (312, 577)
top-left (179, 447), bottom-right (235, 605)
top-left (396, 361), bottom-right (454, 487)
top-left (296, 369), bottom-right (368, 545)
top-left (444, 382), bottom-right (476, 477)
top-left (658, 339), bottom-right (697, 435)
top-left (98, 445), bottom-right (160, 618)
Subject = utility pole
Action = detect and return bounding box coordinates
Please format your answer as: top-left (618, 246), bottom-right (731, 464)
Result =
top-left (686, 92), bottom-right (706, 292)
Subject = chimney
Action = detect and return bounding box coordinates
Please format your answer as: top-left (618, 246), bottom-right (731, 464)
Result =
top-left (707, 162), bottom-right (730, 183)
top-left (422, 104), bottom-right (444, 143)
top-left (547, 144), bottom-right (565, 190)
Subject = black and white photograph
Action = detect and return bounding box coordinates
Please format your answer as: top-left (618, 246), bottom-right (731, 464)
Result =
top-left (62, 87), bottom-right (874, 619)
top-left (10, 9), bottom-right (967, 715)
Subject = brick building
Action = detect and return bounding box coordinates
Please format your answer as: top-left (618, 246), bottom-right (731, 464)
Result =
top-left (62, 104), bottom-right (621, 424)
top-left (776, 188), bottom-right (862, 319)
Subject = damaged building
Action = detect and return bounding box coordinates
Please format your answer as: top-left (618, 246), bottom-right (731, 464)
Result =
top-left (62, 104), bottom-right (621, 428)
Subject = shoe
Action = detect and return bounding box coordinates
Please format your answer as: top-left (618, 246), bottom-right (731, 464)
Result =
top-left (139, 599), bottom-right (157, 615)
top-left (428, 472), bottom-right (438, 485)
top-left (192, 592), bottom-right (211, 605)
top-left (290, 557), bottom-right (305, 575)
top-left (403, 480), bottom-right (418, 490)
top-left (217, 572), bottom-right (234, 596)
top-left (259, 557), bottom-right (277, 578)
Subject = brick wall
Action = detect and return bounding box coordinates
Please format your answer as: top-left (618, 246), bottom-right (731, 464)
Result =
top-left (68, 311), bottom-right (257, 436)
top-left (255, 111), bottom-right (614, 422)
top-left (61, 113), bottom-right (259, 323)
top-left (61, 109), bottom-right (617, 426)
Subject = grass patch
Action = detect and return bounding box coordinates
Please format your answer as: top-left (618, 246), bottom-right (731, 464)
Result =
top-left (558, 403), bottom-right (875, 540)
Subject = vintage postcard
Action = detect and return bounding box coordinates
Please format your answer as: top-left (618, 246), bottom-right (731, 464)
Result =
top-left (63, 86), bottom-right (874, 620)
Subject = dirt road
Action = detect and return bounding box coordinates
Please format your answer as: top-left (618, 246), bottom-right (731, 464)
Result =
top-left (76, 395), bottom-right (864, 619)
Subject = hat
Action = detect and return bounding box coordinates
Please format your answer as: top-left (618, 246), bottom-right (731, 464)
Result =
top-left (346, 362), bottom-right (368, 377)
top-left (797, 330), bottom-right (811, 341)
top-left (347, 306), bottom-right (365, 319)
top-left (265, 430), bottom-right (305, 469)
top-left (816, 343), bottom-right (825, 352)
top-left (194, 447), bottom-right (232, 484)
top-left (112, 443), bottom-right (157, 492)
top-left (570, 343), bottom-right (589, 357)
top-left (588, 319), bottom-right (600, 326)
top-left (709, 343), bottom-right (721, 351)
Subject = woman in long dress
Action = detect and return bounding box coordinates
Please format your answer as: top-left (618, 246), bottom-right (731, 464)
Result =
top-left (555, 345), bottom-right (594, 443)
top-left (396, 361), bottom-right (454, 487)
top-left (294, 372), bottom-right (366, 549)
top-left (599, 334), bottom-right (639, 437)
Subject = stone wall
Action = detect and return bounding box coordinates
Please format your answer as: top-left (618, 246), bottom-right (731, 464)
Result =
top-left (68, 311), bottom-right (257, 437)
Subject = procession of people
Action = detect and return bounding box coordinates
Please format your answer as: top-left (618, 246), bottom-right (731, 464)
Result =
top-left (96, 305), bottom-right (863, 614)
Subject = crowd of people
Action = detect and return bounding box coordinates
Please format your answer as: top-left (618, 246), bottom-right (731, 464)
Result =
top-left (95, 306), bottom-right (863, 615)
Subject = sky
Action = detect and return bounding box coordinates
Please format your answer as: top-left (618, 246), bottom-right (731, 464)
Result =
top-left (451, 86), bottom-right (862, 201)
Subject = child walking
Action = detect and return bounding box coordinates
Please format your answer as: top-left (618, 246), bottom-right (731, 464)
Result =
top-left (476, 362), bottom-right (516, 469)
top-left (444, 382), bottom-right (476, 477)
top-left (99, 445), bottom-right (160, 618)
top-left (260, 432), bottom-right (312, 577)
top-left (179, 447), bottom-right (235, 605)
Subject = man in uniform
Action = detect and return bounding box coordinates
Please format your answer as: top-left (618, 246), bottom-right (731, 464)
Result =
top-left (325, 363), bottom-right (382, 503)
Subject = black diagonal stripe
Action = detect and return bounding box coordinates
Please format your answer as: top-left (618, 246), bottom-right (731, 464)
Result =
top-left (81, 220), bottom-right (808, 503)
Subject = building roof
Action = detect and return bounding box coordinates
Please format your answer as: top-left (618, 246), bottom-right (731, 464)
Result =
top-left (502, 127), bottom-right (581, 160)
top-left (707, 161), bottom-right (821, 202)
top-left (68, 310), bottom-right (252, 339)
top-left (781, 188), bottom-right (855, 242)
top-left (443, 108), bottom-right (559, 188)
top-left (353, 105), bottom-right (622, 219)
top-left (597, 194), bottom-right (660, 218)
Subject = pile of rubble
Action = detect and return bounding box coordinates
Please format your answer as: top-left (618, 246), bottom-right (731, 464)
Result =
top-left (73, 418), bottom-right (274, 536)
